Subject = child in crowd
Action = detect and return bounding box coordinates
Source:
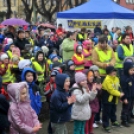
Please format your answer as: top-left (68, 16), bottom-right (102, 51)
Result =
top-left (82, 40), bottom-right (93, 69)
top-left (21, 68), bottom-right (42, 115)
top-left (45, 70), bottom-right (57, 134)
top-left (90, 65), bottom-right (102, 128)
top-left (32, 50), bottom-right (48, 95)
top-left (50, 73), bottom-right (76, 134)
top-left (71, 72), bottom-right (97, 134)
top-left (102, 66), bottom-right (124, 132)
top-left (120, 62), bottom-right (134, 127)
top-left (7, 82), bottom-right (42, 134)
top-left (64, 59), bottom-right (76, 87)
top-left (0, 76), bottom-right (9, 100)
top-left (85, 70), bottom-right (101, 134)
top-left (72, 43), bottom-right (85, 72)
top-left (6, 43), bottom-right (15, 59)
top-left (0, 53), bottom-right (13, 87)
top-left (0, 94), bottom-right (10, 134)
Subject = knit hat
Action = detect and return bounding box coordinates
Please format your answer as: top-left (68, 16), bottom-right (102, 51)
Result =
top-left (68, 60), bottom-right (75, 67)
top-left (90, 65), bottom-right (99, 71)
top-left (0, 53), bottom-right (8, 61)
top-left (12, 56), bottom-right (20, 63)
top-left (75, 72), bottom-right (87, 84)
top-left (106, 66), bottom-right (117, 74)
top-left (51, 70), bottom-right (59, 77)
top-left (50, 54), bottom-right (58, 61)
top-left (18, 59), bottom-right (31, 70)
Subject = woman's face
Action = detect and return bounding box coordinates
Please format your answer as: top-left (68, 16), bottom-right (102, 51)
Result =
top-left (87, 71), bottom-right (94, 83)
top-left (38, 54), bottom-right (43, 61)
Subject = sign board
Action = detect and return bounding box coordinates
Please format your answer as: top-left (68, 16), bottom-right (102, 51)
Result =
top-left (67, 20), bottom-right (102, 29)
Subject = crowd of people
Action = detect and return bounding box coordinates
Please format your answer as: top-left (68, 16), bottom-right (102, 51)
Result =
top-left (0, 23), bottom-right (134, 134)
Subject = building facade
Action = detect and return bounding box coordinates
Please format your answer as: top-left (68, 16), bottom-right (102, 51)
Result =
top-left (114, 0), bottom-right (134, 10)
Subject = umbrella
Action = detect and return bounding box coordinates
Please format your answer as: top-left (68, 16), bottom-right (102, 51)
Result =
top-left (1, 18), bottom-right (29, 26)
top-left (39, 23), bottom-right (56, 29)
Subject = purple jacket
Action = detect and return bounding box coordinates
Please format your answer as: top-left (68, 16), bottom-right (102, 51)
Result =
top-left (88, 83), bottom-right (99, 114)
top-left (7, 82), bottom-right (40, 134)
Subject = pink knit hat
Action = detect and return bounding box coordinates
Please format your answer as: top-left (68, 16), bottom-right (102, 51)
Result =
top-left (75, 72), bottom-right (87, 84)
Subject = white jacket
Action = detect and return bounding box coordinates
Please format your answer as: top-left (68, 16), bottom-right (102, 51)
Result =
top-left (71, 84), bottom-right (97, 121)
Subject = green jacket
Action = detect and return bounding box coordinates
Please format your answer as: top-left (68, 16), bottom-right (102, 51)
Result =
top-left (62, 38), bottom-right (75, 61)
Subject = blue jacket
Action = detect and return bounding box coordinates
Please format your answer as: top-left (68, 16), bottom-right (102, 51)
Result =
top-left (120, 62), bottom-right (134, 99)
top-left (0, 34), bottom-right (5, 44)
top-left (21, 68), bottom-right (42, 114)
top-left (50, 73), bottom-right (71, 123)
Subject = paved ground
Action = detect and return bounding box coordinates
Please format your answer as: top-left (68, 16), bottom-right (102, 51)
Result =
top-left (38, 103), bottom-right (134, 134)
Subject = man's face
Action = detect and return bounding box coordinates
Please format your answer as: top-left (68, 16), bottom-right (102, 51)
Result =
top-left (100, 41), bottom-right (107, 50)
top-left (123, 36), bottom-right (131, 45)
top-left (18, 32), bottom-right (25, 39)
top-left (70, 33), bottom-right (76, 40)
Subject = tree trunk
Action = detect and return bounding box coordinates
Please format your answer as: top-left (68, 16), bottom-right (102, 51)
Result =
top-left (6, 0), bottom-right (12, 19)
top-left (25, 12), bottom-right (32, 22)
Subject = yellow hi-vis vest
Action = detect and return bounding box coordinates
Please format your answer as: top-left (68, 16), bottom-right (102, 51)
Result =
top-left (115, 44), bottom-right (134, 69)
top-left (1, 64), bottom-right (13, 83)
top-left (7, 50), bottom-right (12, 59)
top-left (83, 49), bottom-right (91, 61)
top-left (95, 47), bottom-right (112, 75)
top-left (114, 52), bottom-right (123, 69)
top-left (73, 53), bottom-right (84, 71)
top-left (120, 44), bottom-right (134, 57)
top-left (32, 61), bottom-right (45, 82)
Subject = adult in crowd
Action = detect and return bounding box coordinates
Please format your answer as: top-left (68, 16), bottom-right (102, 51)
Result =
top-left (113, 27), bottom-right (121, 41)
top-left (110, 27), bottom-right (116, 39)
top-left (92, 35), bottom-right (116, 81)
top-left (116, 33), bottom-right (134, 77)
top-left (14, 30), bottom-right (30, 58)
top-left (125, 26), bottom-right (134, 43)
top-left (94, 24), bottom-right (102, 35)
top-left (56, 24), bottom-right (64, 34)
top-left (77, 28), bottom-right (87, 43)
top-left (62, 31), bottom-right (76, 61)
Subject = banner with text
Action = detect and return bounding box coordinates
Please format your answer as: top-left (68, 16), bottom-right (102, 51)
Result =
top-left (67, 20), bottom-right (102, 28)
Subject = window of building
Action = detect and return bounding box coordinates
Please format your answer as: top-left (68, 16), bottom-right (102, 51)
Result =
top-left (126, 0), bottom-right (134, 4)
top-left (11, 0), bottom-right (16, 7)
top-left (3, 0), bottom-right (7, 7)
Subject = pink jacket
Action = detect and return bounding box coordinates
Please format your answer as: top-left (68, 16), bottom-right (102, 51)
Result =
top-left (7, 82), bottom-right (40, 134)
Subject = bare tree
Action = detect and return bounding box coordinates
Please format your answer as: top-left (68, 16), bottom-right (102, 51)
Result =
top-left (6, 0), bottom-right (12, 19)
top-left (35, 0), bottom-right (60, 22)
top-left (21, 0), bottom-right (34, 22)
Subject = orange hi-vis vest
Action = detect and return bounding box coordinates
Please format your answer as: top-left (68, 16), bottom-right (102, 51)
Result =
top-left (73, 53), bottom-right (84, 71)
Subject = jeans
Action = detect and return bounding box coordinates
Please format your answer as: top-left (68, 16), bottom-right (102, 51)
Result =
top-left (74, 120), bottom-right (86, 134)
top-left (51, 123), bottom-right (68, 134)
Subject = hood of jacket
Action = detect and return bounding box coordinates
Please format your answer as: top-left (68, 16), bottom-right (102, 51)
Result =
top-left (123, 62), bottom-right (134, 76)
top-left (56, 73), bottom-right (69, 91)
top-left (21, 67), bottom-right (36, 82)
top-left (7, 82), bottom-right (29, 103)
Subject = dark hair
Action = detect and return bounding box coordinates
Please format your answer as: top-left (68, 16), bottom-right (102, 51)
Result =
top-left (121, 33), bottom-right (130, 41)
top-left (126, 26), bottom-right (132, 31)
top-left (58, 24), bottom-right (62, 26)
top-left (98, 35), bottom-right (108, 44)
top-left (116, 27), bottom-right (121, 31)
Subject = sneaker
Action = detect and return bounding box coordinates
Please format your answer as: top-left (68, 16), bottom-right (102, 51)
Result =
top-left (121, 121), bottom-right (130, 127)
top-left (104, 127), bottom-right (111, 133)
top-left (95, 120), bottom-right (102, 124)
top-left (112, 121), bottom-right (120, 127)
top-left (93, 123), bottom-right (99, 128)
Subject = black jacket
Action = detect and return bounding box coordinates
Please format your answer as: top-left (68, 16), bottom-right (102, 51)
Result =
top-left (14, 37), bottom-right (29, 50)
top-left (50, 73), bottom-right (71, 123)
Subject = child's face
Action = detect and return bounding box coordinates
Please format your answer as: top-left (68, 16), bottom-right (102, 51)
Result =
top-left (70, 65), bottom-right (75, 70)
top-left (110, 71), bottom-right (117, 76)
top-left (3, 58), bottom-right (9, 64)
top-left (38, 54), bottom-right (43, 62)
top-left (87, 76), bottom-right (94, 83)
top-left (77, 48), bottom-right (82, 53)
top-left (64, 78), bottom-right (70, 91)
top-left (52, 57), bottom-right (58, 62)
top-left (25, 72), bottom-right (34, 83)
top-left (80, 80), bottom-right (87, 87)
top-left (20, 87), bottom-right (27, 102)
top-left (13, 60), bottom-right (19, 65)
top-left (10, 45), bottom-right (15, 50)
top-left (94, 70), bottom-right (99, 77)
top-left (129, 68), bottom-right (134, 75)
top-left (51, 76), bottom-right (55, 82)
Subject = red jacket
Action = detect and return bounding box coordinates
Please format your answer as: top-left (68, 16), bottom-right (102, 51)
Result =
top-left (0, 87), bottom-right (9, 100)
